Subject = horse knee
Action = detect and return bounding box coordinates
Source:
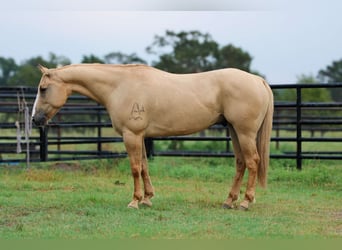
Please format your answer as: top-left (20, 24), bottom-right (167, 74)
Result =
top-left (131, 165), bottom-right (141, 178)
top-left (236, 157), bottom-right (245, 170)
top-left (246, 162), bottom-right (257, 173)
top-left (245, 151), bottom-right (260, 171)
top-left (141, 166), bottom-right (148, 177)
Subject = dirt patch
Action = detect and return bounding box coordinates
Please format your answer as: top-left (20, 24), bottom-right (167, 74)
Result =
top-left (331, 210), bottom-right (342, 221)
top-left (330, 210), bottom-right (342, 236)
top-left (49, 162), bottom-right (81, 171)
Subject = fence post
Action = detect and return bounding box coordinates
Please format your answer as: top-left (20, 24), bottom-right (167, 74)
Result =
top-left (97, 104), bottom-right (102, 154)
top-left (39, 127), bottom-right (48, 161)
top-left (296, 86), bottom-right (302, 170)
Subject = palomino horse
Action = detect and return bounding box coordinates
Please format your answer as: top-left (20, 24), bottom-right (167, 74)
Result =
top-left (32, 64), bottom-right (273, 210)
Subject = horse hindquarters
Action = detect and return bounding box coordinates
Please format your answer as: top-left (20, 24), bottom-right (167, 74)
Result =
top-left (223, 83), bottom-right (273, 210)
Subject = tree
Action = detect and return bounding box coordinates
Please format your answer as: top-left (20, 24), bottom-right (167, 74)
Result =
top-left (104, 52), bottom-right (146, 64)
top-left (7, 53), bottom-right (71, 87)
top-left (146, 30), bottom-right (256, 74)
top-left (216, 44), bottom-right (252, 72)
top-left (8, 56), bottom-right (50, 86)
top-left (81, 54), bottom-right (105, 64)
top-left (318, 59), bottom-right (342, 102)
top-left (274, 74), bottom-right (332, 103)
top-left (48, 53), bottom-right (71, 67)
top-left (274, 74), bottom-right (334, 133)
top-left (0, 57), bottom-right (17, 86)
top-left (297, 74), bottom-right (332, 102)
top-left (147, 30), bottom-right (219, 73)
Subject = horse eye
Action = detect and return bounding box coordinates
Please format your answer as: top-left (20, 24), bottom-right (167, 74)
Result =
top-left (40, 86), bottom-right (48, 93)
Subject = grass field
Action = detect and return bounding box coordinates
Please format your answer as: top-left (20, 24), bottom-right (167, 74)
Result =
top-left (0, 157), bottom-right (341, 239)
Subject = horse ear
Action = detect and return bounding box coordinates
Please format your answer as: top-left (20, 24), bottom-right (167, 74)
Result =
top-left (38, 64), bottom-right (49, 74)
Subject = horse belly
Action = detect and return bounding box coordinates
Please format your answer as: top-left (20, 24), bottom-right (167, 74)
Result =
top-left (145, 109), bottom-right (219, 137)
top-left (144, 83), bottom-right (222, 137)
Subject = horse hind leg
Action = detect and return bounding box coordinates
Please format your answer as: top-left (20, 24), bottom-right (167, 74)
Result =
top-left (237, 132), bottom-right (260, 210)
top-left (223, 125), bottom-right (246, 209)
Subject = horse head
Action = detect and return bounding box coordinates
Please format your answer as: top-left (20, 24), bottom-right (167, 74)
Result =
top-left (31, 65), bottom-right (70, 126)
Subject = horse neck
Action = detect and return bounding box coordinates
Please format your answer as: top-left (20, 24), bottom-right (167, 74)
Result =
top-left (57, 65), bottom-right (120, 105)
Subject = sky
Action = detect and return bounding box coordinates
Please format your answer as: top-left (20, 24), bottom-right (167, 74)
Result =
top-left (1, 0), bottom-right (341, 84)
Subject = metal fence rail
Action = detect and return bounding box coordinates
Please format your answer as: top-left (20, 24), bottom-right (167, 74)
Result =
top-left (0, 84), bottom-right (341, 169)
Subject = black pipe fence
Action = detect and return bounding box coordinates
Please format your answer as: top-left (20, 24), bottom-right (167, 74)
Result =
top-left (0, 84), bottom-right (341, 169)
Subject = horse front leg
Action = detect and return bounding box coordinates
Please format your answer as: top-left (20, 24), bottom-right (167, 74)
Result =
top-left (123, 131), bottom-right (144, 209)
top-left (140, 140), bottom-right (154, 207)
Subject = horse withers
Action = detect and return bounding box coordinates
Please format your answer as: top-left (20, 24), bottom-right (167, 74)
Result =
top-left (32, 64), bottom-right (273, 210)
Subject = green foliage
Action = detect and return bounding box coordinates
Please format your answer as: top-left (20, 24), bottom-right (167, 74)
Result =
top-left (0, 57), bottom-right (17, 85)
top-left (8, 61), bottom-right (43, 87)
top-left (298, 74), bottom-right (332, 102)
top-left (273, 74), bottom-right (334, 131)
top-left (104, 52), bottom-right (146, 64)
top-left (274, 74), bottom-right (332, 103)
top-left (82, 52), bottom-right (146, 65)
top-left (146, 30), bottom-right (255, 74)
top-left (216, 44), bottom-right (252, 72)
top-left (5, 53), bottom-right (71, 87)
top-left (81, 54), bottom-right (105, 64)
top-left (319, 58), bottom-right (342, 82)
top-left (146, 30), bottom-right (219, 73)
top-left (318, 58), bottom-right (342, 102)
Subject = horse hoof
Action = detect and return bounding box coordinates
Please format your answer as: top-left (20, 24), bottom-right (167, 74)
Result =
top-left (222, 203), bottom-right (233, 209)
top-left (127, 201), bottom-right (139, 209)
top-left (239, 205), bottom-right (248, 211)
top-left (140, 199), bottom-right (152, 207)
top-left (239, 200), bottom-right (249, 211)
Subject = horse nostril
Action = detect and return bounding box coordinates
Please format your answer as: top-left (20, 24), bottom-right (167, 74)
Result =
top-left (32, 116), bottom-right (39, 124)
top-left (32, 117), bottom-right (38, 126)
top-left (32, 115), bottom-right (43, 127)
top-left (31, 111), bottom-right (47, 127)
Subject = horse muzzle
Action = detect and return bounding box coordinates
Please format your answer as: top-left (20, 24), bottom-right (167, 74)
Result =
top-left (32, 111), bottom-right (48, 127)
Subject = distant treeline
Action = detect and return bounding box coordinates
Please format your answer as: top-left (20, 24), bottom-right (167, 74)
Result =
top-left (1, 30), bottom-right (341, 101)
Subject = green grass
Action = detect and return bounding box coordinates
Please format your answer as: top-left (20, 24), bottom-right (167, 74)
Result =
top-left (0, 158), bottom-right (341, 239)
